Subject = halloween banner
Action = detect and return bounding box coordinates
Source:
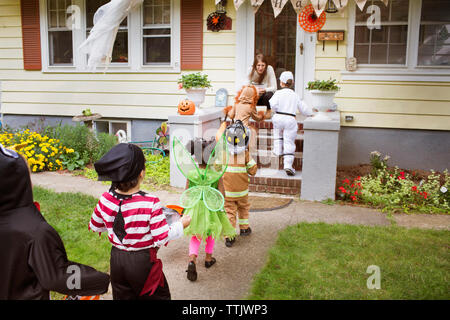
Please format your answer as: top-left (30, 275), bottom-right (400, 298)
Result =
top-left (290, 0), bottom-right (310, 14)
top-left (251, 0), bottom-right (265, 13)
top-left (271, 0), bottom-right (289, 18)
top-left (234, 0), bottom-right (246, 10)
top-left (225, 0), bottom-right (390, 17)
top-left (310, 0), bottom-right (328, 16)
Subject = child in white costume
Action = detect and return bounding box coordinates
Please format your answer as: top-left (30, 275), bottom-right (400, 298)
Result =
top-left (269, 71), bottom-right (313, 176)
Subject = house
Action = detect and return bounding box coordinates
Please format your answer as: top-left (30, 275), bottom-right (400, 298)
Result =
top-left (0, 0), bottom-right (449, 175)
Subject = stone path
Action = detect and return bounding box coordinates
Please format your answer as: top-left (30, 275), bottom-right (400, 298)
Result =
top-left (30, 172), bottom-right (450, 300)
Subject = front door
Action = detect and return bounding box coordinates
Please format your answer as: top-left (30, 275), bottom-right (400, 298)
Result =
top-left (254, 1), bottom-right (315, 105)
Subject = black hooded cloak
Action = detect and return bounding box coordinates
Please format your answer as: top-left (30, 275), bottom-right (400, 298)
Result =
top-left (0, 144), bottom-right (110, 300)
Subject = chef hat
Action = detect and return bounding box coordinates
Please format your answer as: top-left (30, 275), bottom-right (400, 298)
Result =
top-left (280, 71), bottom-right (294, 84)
top-left (94, 143), bottom-right (146, 183)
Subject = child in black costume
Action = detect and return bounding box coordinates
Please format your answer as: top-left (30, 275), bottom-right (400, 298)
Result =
top-left (0, 144), bottom-right (110, 300)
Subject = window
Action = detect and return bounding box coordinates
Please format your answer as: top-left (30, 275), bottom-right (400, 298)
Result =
top-left (94, 120), bottom-right (131, 141)
top-left (347, 0), bottom-right (450, 80)
top-left (47, 0), bottom-right (73, 65)
top-left (417, 0), bottom-right (450, 66)
top-left (40, 0), bottom-right (180, 72)
top-left (143, 0), bottom-right (171, 64)
top-left (354, 0), bottom-right (409, 65)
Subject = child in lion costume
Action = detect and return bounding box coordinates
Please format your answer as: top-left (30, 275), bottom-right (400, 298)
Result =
top-left (216, 85), bottom-right (266, 154)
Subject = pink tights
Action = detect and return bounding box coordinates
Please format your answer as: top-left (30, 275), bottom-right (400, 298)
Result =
top-left (189, 236), bottom-right (215, 256)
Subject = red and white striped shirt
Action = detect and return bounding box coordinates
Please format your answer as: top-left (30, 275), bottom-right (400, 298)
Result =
top-left (89, 191), bottom-right (178, 251)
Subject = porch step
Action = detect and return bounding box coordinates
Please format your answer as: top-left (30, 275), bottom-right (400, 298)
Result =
top-left (257, 132), bottom-right (304, 151)
top-left (255, 149), bottom-right (303, 171)
top-left (249, 168), bottom-right (301, 196)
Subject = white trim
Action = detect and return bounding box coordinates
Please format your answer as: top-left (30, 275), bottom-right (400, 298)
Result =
top-left (39, 0), bottom-right (180, 73)
top-left (344, 0), bottom-right (450, 82)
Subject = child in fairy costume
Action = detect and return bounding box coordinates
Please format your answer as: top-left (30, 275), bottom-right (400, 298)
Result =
top-left (172, 134), bottom-right (236, 282)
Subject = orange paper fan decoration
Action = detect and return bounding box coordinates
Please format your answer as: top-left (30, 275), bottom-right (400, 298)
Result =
top-left (298, 4), bottom-right (326, 33)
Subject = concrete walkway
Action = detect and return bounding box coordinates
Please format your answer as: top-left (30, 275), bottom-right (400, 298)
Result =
top-left (31, 172), bottom-right (450, 300)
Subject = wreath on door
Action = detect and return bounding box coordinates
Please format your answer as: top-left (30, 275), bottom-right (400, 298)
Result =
top-left (207, 12), bottom-right (227, 32)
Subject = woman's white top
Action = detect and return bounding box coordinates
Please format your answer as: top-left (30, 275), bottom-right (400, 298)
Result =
top-left (246, 65), bottom-right (277, 93)
top-left (269, 88), bottom-right (313, 116)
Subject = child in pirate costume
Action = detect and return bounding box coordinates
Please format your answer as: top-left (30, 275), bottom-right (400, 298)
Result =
top-left (269, 71), bottom-right (313, 176)
top-left (172, 136), bottom-right (236, 281)
top-left (222, 121), bottom-right (258, 247)
top-left (220, 85), bottom-right (265, 155)
top-left (0, 144), bottom-right (110, 300)
top-left (89, 143), bottom-right (191, 300)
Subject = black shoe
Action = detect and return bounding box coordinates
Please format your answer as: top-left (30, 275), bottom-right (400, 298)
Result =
top-left (225, 237), bottom-right (235, 247)
top-left (205, 257), bottom-right (216, 268)
top-left (240, 227), bottom-right (252, 236)
top-left (186, 261), bottom-right (197, 281)
top-left (285, 168), bottom-right (295, 176)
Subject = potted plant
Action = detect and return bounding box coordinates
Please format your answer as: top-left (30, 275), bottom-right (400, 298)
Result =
top-left (306, 79), bottom-right (340, 120)
top-left (177, 72), bottom-right (212, 108)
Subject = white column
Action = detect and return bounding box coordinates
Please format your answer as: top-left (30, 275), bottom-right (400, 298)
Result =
top-left (168, 109), bottom-right (223, 188)
top-left (300, 111), bottom-right (341, 201)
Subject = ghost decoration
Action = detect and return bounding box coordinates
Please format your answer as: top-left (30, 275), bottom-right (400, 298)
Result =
top-left (79, 0), bottom-right (143, 72)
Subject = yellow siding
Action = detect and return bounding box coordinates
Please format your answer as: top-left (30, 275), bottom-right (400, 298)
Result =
top-left (315, 7), bottom-right (450, 130)
top-left (2, 1), bottom-right (449, 131)
top-left (0, 0), bottom-right (236, 121)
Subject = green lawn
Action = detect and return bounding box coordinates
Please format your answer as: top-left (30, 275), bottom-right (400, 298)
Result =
top-left (248, 223), bottom-right (449, 300)
top-left (33, 186), bottom-right (111, 299)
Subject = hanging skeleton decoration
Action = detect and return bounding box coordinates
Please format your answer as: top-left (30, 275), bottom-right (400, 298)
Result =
top-left (79, 0), bottom-right (143, 72)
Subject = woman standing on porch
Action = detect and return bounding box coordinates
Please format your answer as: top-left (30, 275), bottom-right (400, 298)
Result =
top-left (246, 54), bottom-right (277, 118)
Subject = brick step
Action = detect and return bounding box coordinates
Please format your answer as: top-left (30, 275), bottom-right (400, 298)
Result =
top-left (249, 168), bottom-right (301, 195)
top-left (256, 133), bottom-right (304, 151)
top-left (249, 120), bottom-right (304, 131)
top-left (226, 120), bottom-right (304, 131)
top-left (255, 150), bottom-right (303, 171)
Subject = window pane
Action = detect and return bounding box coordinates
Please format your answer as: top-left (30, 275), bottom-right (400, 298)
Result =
top-left (49, 31), bottom-right (73, 65)
top-left (86, 0), bottom-right (128, 63)
top-left (417, 0), bottom-right (450, 66)
top-left (355, 44), bottom-right (369, 64)
top-left (144, 0), bottom-right (171, 25)
top-left (143, 28), bottom-right (171, 36)
top-left (144, 37), bottom-right (171, 64)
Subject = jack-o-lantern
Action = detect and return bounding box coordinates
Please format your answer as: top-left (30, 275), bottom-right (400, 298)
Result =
top-left (178, 99), bottom-right (195, 115)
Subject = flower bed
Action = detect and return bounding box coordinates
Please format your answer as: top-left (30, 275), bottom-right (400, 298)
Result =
top-left (1, 124), bottom-right (117, 172)
top-left (336, 152), bottom-right (450, 214)
top-left (0, 129), bottom-right (70, 172)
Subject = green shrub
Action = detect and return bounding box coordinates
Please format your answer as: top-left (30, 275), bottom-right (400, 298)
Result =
top-left (45, 124), bottom-right (117, 166)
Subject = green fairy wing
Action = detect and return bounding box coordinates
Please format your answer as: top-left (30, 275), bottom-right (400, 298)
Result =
top-left (202, 186), bottom-right (225, 212)
top-left (172, 136), bottom-right (202, 185)
top-left (180, 186), bottom-right (224, 212)
top-left (203, 133), bottom-right (229, 185)
top-left (179, 186), bottom-right (203, 209)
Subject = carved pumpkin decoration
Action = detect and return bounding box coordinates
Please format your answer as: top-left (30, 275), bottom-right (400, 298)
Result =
top-left (178, 99), bottom-right (195, 115)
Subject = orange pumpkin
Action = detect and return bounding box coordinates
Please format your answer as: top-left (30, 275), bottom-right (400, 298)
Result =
top-left (178, 99), bottom-right (195, 115)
